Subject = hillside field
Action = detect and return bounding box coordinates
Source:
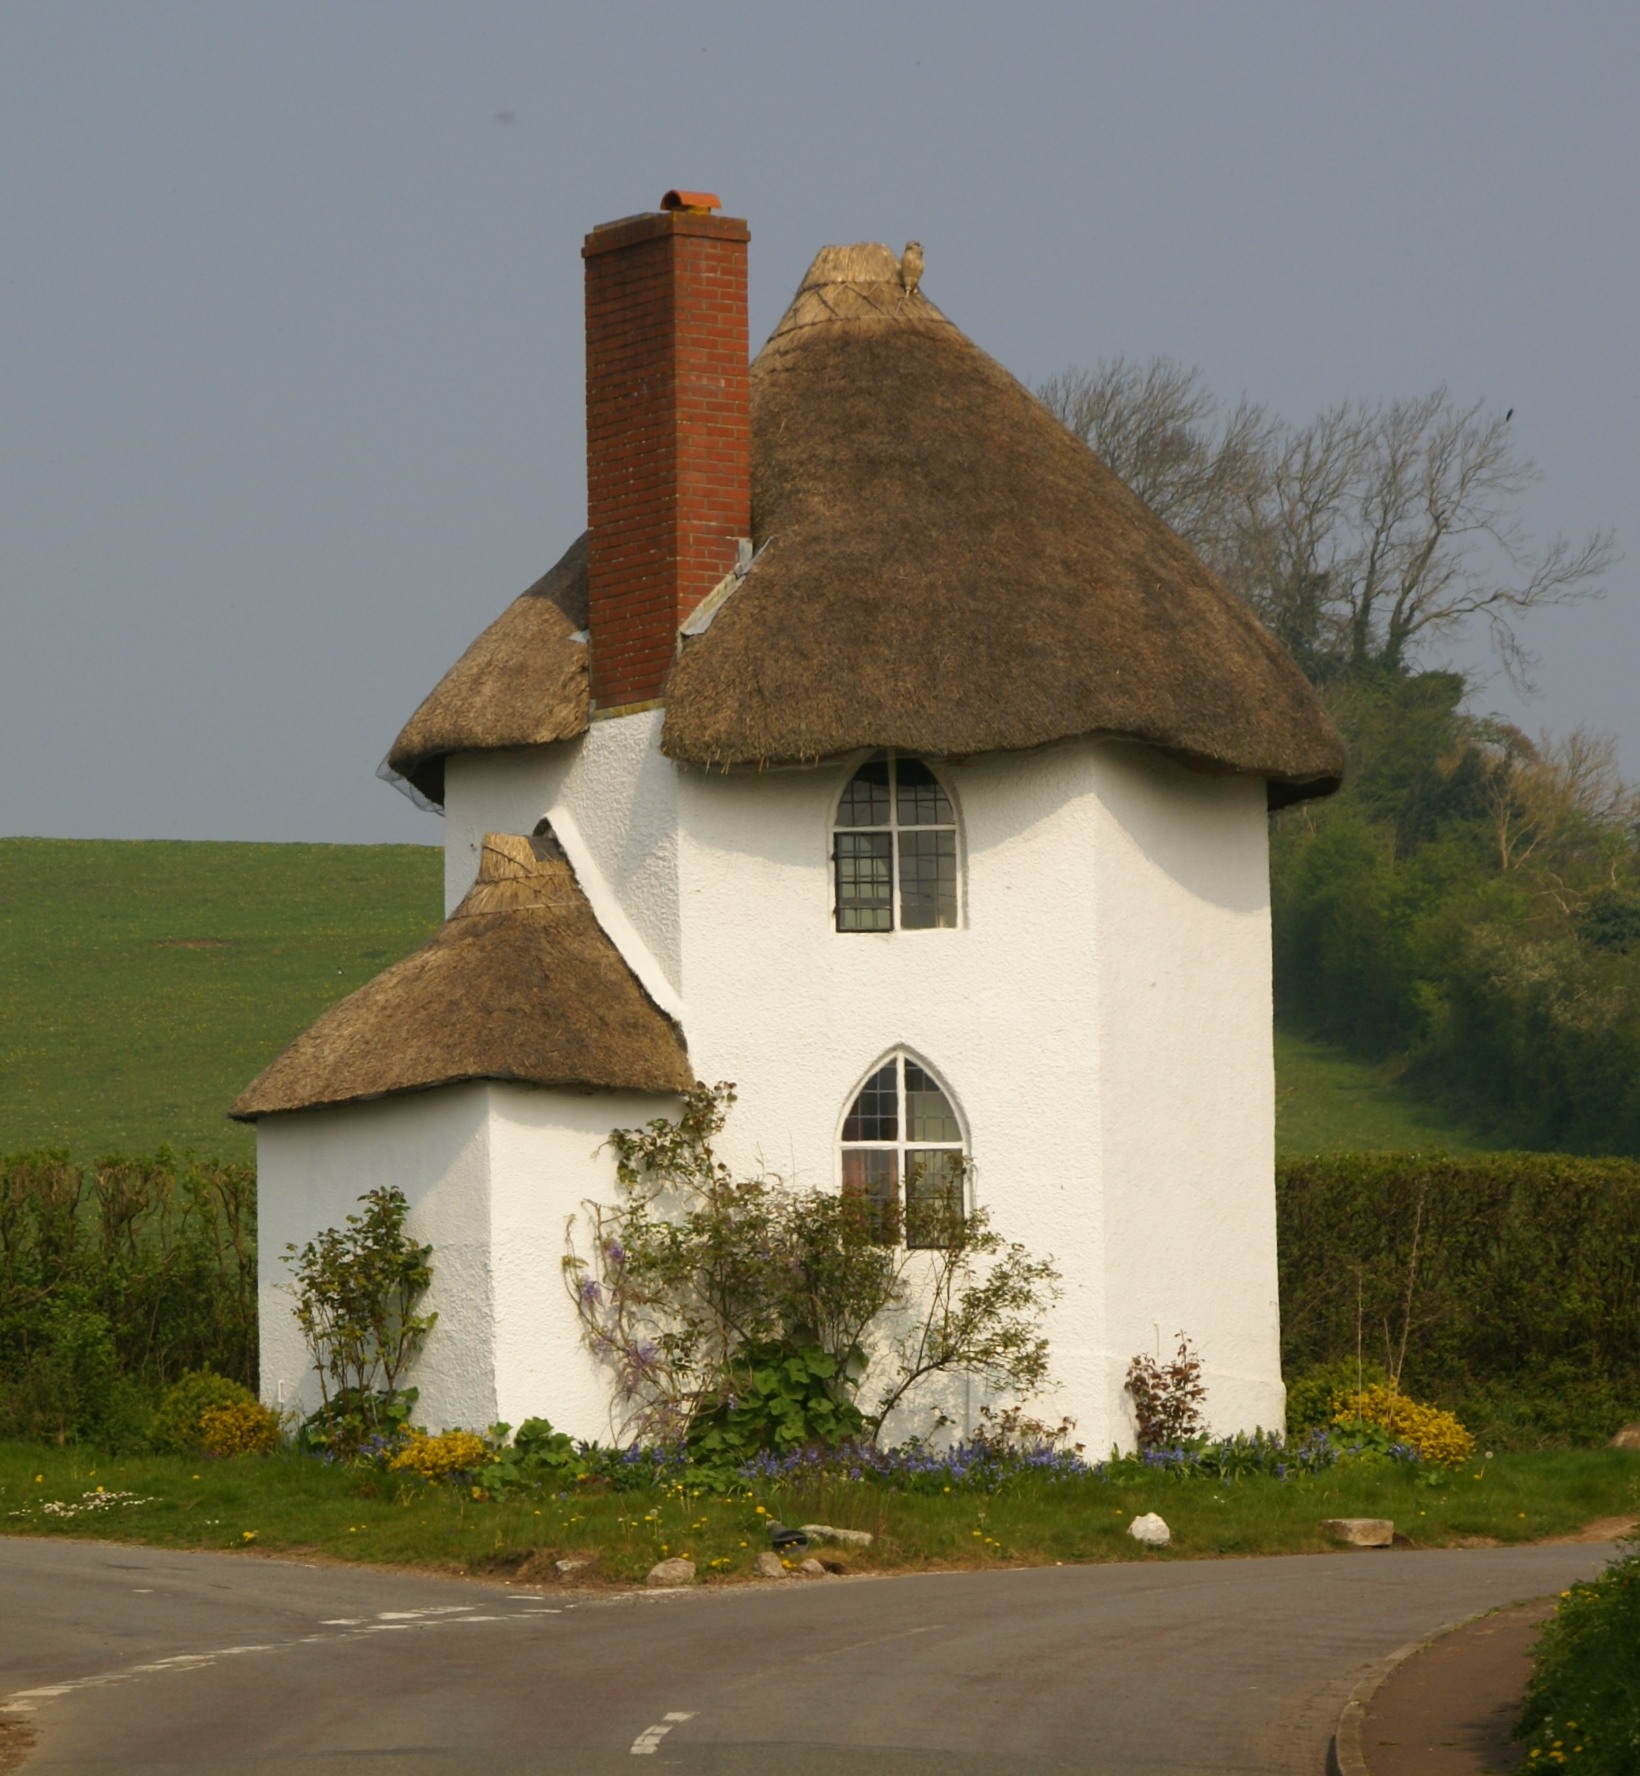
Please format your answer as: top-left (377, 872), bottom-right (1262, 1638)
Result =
top-left (0, 836), bottom-right (1500, 1163)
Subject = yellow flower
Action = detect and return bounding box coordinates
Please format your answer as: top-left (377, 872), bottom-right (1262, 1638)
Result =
top-left (33, 1475), bottom-right (42, 1484)
top-left (241, 1530), bottom-right (257, 1542)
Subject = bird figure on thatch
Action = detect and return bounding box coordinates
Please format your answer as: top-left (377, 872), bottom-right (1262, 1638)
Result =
top-left (900, 241), bottom-right (924, 298)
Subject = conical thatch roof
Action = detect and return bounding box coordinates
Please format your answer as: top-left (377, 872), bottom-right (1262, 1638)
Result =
top-left (387, 537), bottom-right (590, 805)
top-left (663, 245), bottom-right (1342, 806)
top-left (388, 242), bottom-right (1343, 809)
top-left (231, 831), bottom-right (691, 1119)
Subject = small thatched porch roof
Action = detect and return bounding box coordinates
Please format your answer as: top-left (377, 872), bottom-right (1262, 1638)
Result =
top-left (231, 831), bottom-right (692, 1119)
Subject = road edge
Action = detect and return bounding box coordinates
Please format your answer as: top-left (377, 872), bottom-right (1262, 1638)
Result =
top-left (1325, 1603), bottom-right (1530, 1776)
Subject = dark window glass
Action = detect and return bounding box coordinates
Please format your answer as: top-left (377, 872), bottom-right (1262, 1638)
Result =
top-left (835, 833), bottom-right (893, 931)
top-left (842, 1148), bottom-right (900, 1244)
top-left (837, 759), bottom-right (891, 828)
top-left (904, 1150), bottom-right (965, 1249)
top-left (904, 1063), bottom-right (962, 1141)
top-left (843, 1062), bottom-right (898, 1141)
top-left (896, 757), bottom-right (954, 827)
top-left (898, 830), bottom-right (957, 930)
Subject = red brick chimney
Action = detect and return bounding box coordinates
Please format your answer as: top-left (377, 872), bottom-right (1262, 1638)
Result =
top-left (582, 191), bottom-right (751, 711)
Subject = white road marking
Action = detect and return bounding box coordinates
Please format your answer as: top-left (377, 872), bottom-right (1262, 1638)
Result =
top-left (631, 1711), bottom-right (695, 1755)
top-left (3, 1596), bottom-right (580, 1719)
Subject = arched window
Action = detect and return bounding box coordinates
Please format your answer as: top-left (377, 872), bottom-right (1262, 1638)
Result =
top-left (833, 753), bottom-right (958, 933)
top-left (840, 1052), bottom-right (966, 1247)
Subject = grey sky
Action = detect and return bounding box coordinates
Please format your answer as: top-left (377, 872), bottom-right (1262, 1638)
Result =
top-left (4, 2), bottom-right (1635, 845)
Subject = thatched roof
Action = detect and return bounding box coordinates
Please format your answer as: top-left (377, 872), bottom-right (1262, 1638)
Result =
top-left (389, 241), bottom-right (1343, 808)
top-left (232, 831), bottom-right (692, 1119)
top-left (663, 245), bottom-right (1342, 806)
top-left (387, 536), bottom-right (590, 805)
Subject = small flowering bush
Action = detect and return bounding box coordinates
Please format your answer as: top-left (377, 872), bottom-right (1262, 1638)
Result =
top-left (389, 1429), bottom-right (488, 1482)
top-left (148, 1369), bottom-right (260, 1456)
top-left (1330, 1383), bottom-right (1475, 1468)
top-left (199, 1398), bottom-right (283, 1457)
top-left (1517, 1546), bottom-right (1640, 1773)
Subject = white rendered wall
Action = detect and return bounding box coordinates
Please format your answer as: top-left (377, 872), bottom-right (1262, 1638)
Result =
top-left (1088, 754), bottom-right (1283, 1443)
top-left (256, 1086), bottom-right (497, 1433)
top-left (257, 1082), bottom-right (680, 1439)
top-left (439, 720), bottom-right (1281, 1452)
top-left (486, 1082), bottom-right (682, 1442)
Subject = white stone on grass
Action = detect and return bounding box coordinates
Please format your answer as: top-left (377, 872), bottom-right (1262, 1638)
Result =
top-left (645, 1558), bottom-right (696, 1587)
top-left (754, 1552), bottom-right (786, 1579)
top-left (1128, 1513), bottom-right (1170, 1547)
top-left (799, 1523), bottom-right (873, 1547)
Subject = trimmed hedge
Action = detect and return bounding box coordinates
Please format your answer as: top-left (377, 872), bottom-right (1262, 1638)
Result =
top-left (0, 1149), bottom-right (256, 1444)
top-left (1277, 1152), bottom-right (1640, 1445)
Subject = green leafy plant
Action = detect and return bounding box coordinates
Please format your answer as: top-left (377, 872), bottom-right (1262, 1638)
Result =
top-left (565, 1084), bottom-right (1061, 1449)
top-left (283, 1187), bottom-right (435, 1457)
top-left (148, 1368), bottom-right (259, 1455)
top-left (1125, 1334), bottom-right (1208, 1449)
top-left (1517, 1543), bottom-right (1640, 1774)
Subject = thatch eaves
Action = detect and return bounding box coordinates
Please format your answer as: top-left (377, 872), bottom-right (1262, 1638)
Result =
top-left (231, 831), bottom-right (692, 1120)
top-left (386, 535), bottom-right (591, 805)
top-left (661, 244), bottom-right (1344, 807)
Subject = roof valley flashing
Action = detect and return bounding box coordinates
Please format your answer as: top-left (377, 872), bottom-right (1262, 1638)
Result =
top-left (385, 203), bottom-right (1342, 810)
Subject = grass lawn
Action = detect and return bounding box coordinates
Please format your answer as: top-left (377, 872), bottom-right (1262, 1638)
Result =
top-left (0, 838), bottom-right (441, 1163)
top-left (1273, 1024), bottom-right (1504, 1156)
top-left (3, 1443), bottom-right (1634, 1587)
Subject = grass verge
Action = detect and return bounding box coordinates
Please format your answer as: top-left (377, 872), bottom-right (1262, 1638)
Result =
top-left (3, 1444), bottom-right (1635, 1588)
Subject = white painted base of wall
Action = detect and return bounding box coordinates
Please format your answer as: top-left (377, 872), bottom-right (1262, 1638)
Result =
top-left (256, 1082), bottom-right (678, 1443)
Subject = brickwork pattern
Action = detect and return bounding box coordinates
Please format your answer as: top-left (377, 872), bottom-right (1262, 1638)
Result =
top-left (584, 211), bottom-right (750, 709)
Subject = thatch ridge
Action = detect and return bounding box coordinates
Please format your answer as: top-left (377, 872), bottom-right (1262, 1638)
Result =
top-left (232, 832), bottom-right (692, 1119)
top-left (660, 245), bottom-right (1343, 805)
top-left (386, 535), bottom-right (591, 804)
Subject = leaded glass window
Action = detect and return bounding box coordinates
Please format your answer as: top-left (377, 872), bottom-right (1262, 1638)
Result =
top-left (833, 754), bottom-right (958, 932)
top-left (840, 1053), bottom-right (966, 1247)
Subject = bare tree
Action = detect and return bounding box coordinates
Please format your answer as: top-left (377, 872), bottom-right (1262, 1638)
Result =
top-left (1037, 358), bottom-right (1273, 578)
top-left (1038, 363), bottom-right (1617, 688)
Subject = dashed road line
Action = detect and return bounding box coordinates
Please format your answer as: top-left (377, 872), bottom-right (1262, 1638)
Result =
top-left (630, 1711), bottom-right (694, 1756)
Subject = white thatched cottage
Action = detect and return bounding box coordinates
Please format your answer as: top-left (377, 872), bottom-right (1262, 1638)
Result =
top-left (235, 191), bottom-right (1343, 1449)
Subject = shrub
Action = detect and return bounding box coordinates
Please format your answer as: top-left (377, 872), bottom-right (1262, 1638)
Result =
top-left (0, 1149), bottom-right (257, 1442)
top-left (389, 1429), bottom-right (488, 1482)
top-left (568, 1084), bottom-right (1061, 1449)
top-left (1277, 1153), bottom-right (1640, 1446)
top-left (1285, 1359), bottom-right (1388, 1440)
top-left (1517, 1547), bottom-right (1640, 1774)
top-left (149, 1369), bottom-right (258, 1455)
top-left (198, 1397), bottom-right (282, 1457)
top-left (1331, 1382), bottom-right (1474, 1468)
top-left (283, 1187), bottom-right (435, 1457)
top-left (1125, 1335), bottom-right (1208, 1450)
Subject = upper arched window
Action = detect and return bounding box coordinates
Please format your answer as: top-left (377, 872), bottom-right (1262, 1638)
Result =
top-left (833, 754), bottom-right (958, 933)
top-left (840, 1052), bottom-right (966, 1247)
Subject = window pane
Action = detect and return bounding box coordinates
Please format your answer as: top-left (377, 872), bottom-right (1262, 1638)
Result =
top-left (904, 1063), bottom-right (961, 1141)
top-left (842, 1148), bottom-right (900, 1244)
top-left (843, 1062), bottom-right (899, 1141)
top-left (837, 759), bottom-right (891, 828)
top-left (895, 757), bottom-right (954, 827)
top-left (835, 833), bottom-right (893, 932)
top-left (898, 829), bottom-right (957, 929)
top-left (905, 1150), bottom-right (964, 1249)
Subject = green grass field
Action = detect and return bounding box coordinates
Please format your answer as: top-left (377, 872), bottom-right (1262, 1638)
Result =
top-left (0, 838), bottom-right (442, 1163)
top-left (0, 836), bottom-right (1498, 1163)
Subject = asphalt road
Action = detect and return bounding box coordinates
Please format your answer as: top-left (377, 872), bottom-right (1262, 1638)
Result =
top-left (0, 1537), bottom-right (1618, 1775)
